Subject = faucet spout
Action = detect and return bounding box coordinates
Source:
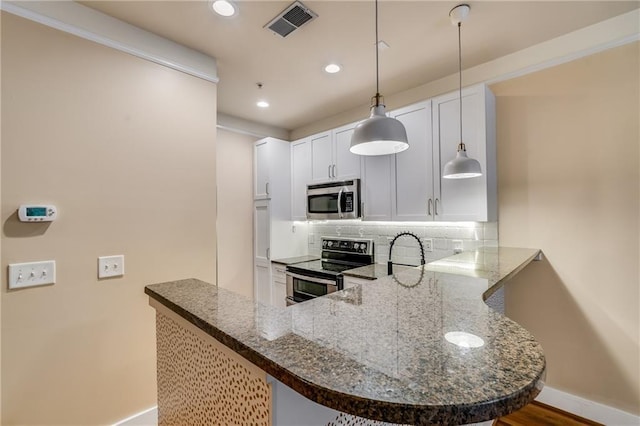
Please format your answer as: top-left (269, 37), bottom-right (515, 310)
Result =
top-left (387, 232), bottom-right (426, 275)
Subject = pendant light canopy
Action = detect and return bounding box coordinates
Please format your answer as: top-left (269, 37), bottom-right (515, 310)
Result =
top-left (443, 4), bottom-right (482, 179)
top-left (350, 0), bottom-right (408, 156)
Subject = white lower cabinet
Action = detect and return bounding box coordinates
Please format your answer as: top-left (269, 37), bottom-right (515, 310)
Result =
top-left (271, 263), bottom-right (287, 308)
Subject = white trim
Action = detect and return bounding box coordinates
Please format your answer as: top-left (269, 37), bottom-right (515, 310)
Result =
top-left (0, 1), bottom-right (218, 83)
top-left (112, 406), bottom-right (157, 426)
top-left (218, 113), bottom-right (290, 140)
top-left (536, 386), bottom-right (640, 425)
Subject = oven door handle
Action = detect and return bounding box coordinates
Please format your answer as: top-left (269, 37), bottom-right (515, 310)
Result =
top-left (286, 271), bottom-right (338, 287)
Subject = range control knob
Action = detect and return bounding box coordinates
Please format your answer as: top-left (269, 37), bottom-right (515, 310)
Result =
top-left (360, 243), bottom-right (367, 252)
top-left (353, 243), bottom-right (359, 250)
top-left (322, 240), bottom-right (327, 247)
top-left (328, 241), bottom-right (333, 247)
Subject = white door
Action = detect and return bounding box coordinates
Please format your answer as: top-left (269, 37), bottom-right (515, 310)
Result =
top-left (392, 101), bottom-right (433, 221)
top-left (434, 86), bottom-right (489, 221)
top-left (254, 139), bottom-right (270, 200)
top-left (333, 125), bottom-right (360, 181)
top-left (254, 200), bottom-right (271, 305)
top-left (361, 155), bottom-right (392, 221)
top-left (291, 139), bottom-right (311, 220)
top-left (310, 132), bottom-right (333, 183)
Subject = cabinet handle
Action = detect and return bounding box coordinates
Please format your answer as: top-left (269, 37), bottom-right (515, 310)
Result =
top-left (266, 248), bottom-right (270, 260)
top-left (266, 182), bottom-right (269, 195)
top-left (332, 164), bottom-right (336, 178)
top-left (328, 165), bottom-right (331, 179)
top-left (435, 198), bottom-right (440, 216)
top-left (428, 198), bottom-right (433, 216)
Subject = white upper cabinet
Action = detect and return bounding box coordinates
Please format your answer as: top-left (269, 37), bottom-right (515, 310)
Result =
top-left (433, 84), bottom-right (497, 222)
top-left (391, 100), bottom-right (433, 221)
top-left (309, 125), bottom-right (361, 183)
top-left (361, 154), bottom-right (392, 221)
top-left (291, 138), bottom-right (312, 221)
top-left (254, 139), bottom-right (270, 199)
top-left (254, 137), bottom-right (291, 202)
top-left (333, 124), bottom-right (361, 181)
top-left (310, 131), bottom-right (333, 183)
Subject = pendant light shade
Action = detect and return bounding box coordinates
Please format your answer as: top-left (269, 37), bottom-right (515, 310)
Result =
top-left (443, 146), bottom-right (482, 178)
top-left (351, 104), bottom-right (409, 156)
top-left (443, 4), bottom-right (482, 179)
top-left (350, 0), bottom-right (408, 156)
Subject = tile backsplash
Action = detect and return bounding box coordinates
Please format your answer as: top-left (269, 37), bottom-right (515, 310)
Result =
top-left (307, 221), bottom-right (498, 266)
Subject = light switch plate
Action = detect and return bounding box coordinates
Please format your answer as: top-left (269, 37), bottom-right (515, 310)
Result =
top-left (8, 260), bottom-right (56, 289)
top-left (422, 238), bottom-right (433, 252)
top-left (98, 255), bottom-right (124, 278)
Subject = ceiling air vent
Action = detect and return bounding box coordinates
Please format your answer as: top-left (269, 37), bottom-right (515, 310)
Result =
top-left (264, 1), bottom-right (318, 38)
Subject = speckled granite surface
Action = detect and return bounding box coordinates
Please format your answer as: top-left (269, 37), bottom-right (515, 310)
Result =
top-left (343, 263), bottom-right (416, 280)
top-left (271, 255), bottom-right (320, 265)
top-left (145, 247), bottom-right (545, 425)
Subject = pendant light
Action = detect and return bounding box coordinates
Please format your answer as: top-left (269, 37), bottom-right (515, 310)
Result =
top-left (350, 0), bottom-right (408, 156)
top-left (443, 4), bottom-right (482, 179)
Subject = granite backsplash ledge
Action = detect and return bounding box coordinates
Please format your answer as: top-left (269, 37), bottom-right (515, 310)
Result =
top-left (307, 221), bottom-right (498, 265)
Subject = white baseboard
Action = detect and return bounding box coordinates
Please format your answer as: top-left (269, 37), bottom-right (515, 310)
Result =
top-left (536, 387), bottom-right (640, 425)
top-left (112, 406), bottom-right (157, 426)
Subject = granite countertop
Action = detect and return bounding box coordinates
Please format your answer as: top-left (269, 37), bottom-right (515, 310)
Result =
top-left (271, 254), bottom-right (320, 265)
top-left (342, 263), bottom-right (417, 280)
top-left (145, 247), bottom-right (546, 425)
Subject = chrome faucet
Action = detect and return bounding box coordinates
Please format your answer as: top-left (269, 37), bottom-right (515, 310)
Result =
top-left (388, 232), bottom-right (426, 275)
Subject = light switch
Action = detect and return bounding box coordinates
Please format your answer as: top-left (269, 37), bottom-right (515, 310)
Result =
top-left (8, 260), bottom-right (56, 289)
top-left (98, 255), bottom-right (125, 279)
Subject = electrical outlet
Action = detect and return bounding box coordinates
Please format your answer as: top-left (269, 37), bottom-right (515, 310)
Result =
top-left (422, 238), bottom-right (433, 252)
top-left (8, 260), bottom-right (56, 289)
top-left (98, 255), bottom-right (125, 279)
top-left (452, 240), bottom-right (463, 253)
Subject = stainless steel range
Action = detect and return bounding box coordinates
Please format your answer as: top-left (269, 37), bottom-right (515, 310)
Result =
top-left (285, 237), bottom-right (374, 306)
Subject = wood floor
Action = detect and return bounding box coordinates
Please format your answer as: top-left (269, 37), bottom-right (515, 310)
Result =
top-left (493, 401), bottom-right (603, 426)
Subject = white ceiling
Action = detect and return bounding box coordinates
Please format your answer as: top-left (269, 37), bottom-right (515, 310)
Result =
top-left (81, 1), bottom-right (638, 132)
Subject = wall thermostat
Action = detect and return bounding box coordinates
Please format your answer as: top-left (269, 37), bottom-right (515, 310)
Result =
top-left (18, 205), bottom-right (57, 222)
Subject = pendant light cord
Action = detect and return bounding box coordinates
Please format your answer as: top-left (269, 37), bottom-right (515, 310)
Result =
top-left (375, 0), bottom-right (380, 106)
top-left (458, 21), bottom-right (465, 152)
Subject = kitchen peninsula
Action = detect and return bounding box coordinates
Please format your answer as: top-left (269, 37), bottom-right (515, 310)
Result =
top-left (145, 247), bottom-right (546, 425)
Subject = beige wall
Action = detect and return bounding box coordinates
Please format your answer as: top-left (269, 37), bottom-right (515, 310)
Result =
top-left (216, 129), bottom-right (257, 299)
top-left (494, 42), bottom-right (639, 415)
top-left (1, 13), bottom-right (217, 425)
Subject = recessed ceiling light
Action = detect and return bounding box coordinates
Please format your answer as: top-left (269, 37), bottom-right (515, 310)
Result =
top-left (210, 0), bottom-right (237, 17)
top-left (324, 63), bottom-right (342, 74)
top-left (256, 101), bottom-right (270, 108)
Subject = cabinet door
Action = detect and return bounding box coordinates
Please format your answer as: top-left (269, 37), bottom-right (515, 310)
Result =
top-left (433, 86), bottom-right (493, 221)
top-left (310, 132), bottom-right (333, 183)
top-left (391, 101), bottom-right (433, 221)
top-left (271, 264), bottom-right (287, 309)
top-left (361, 155), bottom-right (392, 221)
top-left (291, 139), bottom-right (311, 220)
top-left (254, 200), bottom-right (271, 304)
top-left (254, 139), bottom-right (270, 199)
top-left (333, 125), bottom-right (361, 181)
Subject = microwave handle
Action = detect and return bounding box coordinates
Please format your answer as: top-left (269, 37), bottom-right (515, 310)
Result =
top-left (337, 187), bottom-right (344, 218)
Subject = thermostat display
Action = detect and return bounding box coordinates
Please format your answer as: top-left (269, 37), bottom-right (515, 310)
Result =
top-left (18, 205), bottom-right (57, 222)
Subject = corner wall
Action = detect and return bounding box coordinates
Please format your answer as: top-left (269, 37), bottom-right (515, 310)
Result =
top-left (216, 128), bottom-right (258, 299)
top-left (1, 13), bottom-right (217, 425)
top-left (494, 42), bottom-right (639, 415)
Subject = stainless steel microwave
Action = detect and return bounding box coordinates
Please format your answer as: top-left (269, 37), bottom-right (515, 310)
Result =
top-left (306, 179), bottom-right (361, 220)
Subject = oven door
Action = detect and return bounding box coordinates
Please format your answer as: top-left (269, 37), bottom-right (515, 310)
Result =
top-left (286, 271), bottom-right (339, 304)
top-left (306, 179), bottom-right (360, 220)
